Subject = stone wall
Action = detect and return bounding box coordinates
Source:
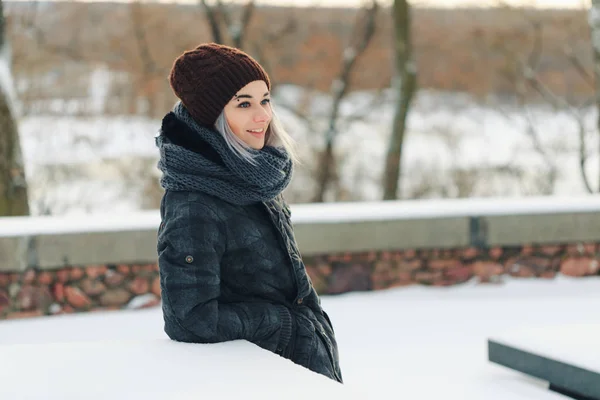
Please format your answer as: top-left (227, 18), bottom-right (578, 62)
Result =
top-left (2, 241), bottom-right (598, 320)
top-left (305, 242), bottom-right (600, 293)
top-left (0, 264), bottom-right (161, 319)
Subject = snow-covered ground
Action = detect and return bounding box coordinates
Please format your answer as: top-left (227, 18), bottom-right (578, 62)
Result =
top-left (1, 275), bottom-right (599, 399)
top-left (17, 85), bottom-right (600, 215)
top-left (0, 340), bottom-right (353, 400)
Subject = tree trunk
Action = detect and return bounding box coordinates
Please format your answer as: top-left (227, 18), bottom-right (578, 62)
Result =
top-left (589, 0), bottom-right (600, 192)
top-left (313, 1), bottom-right (378, 202)
top-left (0, 0), bottom-right (29, 216)
top-left (382, 0), bottom-right (417, 200)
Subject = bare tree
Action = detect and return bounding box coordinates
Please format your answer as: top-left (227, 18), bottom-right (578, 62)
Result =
top-left (129, 0), bottom-right (169, 117)
top-left (382, 0), bottom-right (417, 200)
top-left (312, 0), bottom-right (379, 202)
top-left (465, 4), bottom-right (594, 195)
top-left (0, 0), bottom-right (28, 216)
top-left (199, 0), bottom-right (255, 49)
top-left (515, 8), bottom-right (595, 193)
top-left (250, 17), bottom-right (298, 91)
top-left (487, 19), bottom-right (559, 193)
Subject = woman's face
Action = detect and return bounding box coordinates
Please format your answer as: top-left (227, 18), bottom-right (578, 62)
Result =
top-left (224, 80), bottom-right (272, 150)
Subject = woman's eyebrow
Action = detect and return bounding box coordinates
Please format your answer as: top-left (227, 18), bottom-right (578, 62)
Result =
top-left (234, 92), bottom-right (270, 100)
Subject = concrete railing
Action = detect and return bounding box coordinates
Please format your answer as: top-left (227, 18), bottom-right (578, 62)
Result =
top-left (3, 196), bottom-right (600, 271)
top-left (1, 196), bottom-right (600, 319)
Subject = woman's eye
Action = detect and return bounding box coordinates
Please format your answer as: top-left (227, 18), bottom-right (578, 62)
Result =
top-left (238, 99), bottom-right (270, 108)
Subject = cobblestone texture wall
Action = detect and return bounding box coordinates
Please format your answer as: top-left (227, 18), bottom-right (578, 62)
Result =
top-left (1, 242), bottom-right (599, 320)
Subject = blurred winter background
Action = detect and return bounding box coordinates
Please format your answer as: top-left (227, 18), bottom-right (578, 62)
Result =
top-left (0, 0), bottom-right (594, 218)
top-left (1, 0), bottom-right (600, 398)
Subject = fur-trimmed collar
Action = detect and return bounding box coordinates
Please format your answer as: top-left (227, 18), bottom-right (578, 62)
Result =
top-left (158, 112), bottom-right (224, 165)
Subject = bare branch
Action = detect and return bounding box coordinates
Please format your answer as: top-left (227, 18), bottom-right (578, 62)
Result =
top-left (199, 0), bottom-right (255, 49)
top-left (264, 17), bottom-right (297, 44)
top-left (199, 0), bottom-right (223, 44)
top-left (130, 1), bottom-right (158, 75)
top-left (216, 0), bottom-right (232, 29)
top-left (215, 0), bottom-right (236, 46)
top-left (235, 0), bottom-right (255, 49)
top-left (523, 107), bottom-right (557, 185)
top-left (23, 1), bottom-right (86, 62)
top-left (252, 16), bottom-right (297, 80)
top-left (564, 45), bottom-right (594, 87)
top-left (487, 9), bottom-right (561, 194)
top-left (328, 1), bottom-right (378, 136)
top-left (525, 72), bottom-right (573, 111)
top-left (314, 0), bottom-right (379, 202)
top-left (526, 21), bottom-right (542, 72)
top-left (505, 13), bottom-right (595, 194)
top-left (338, 88), bottom-right (390, 131)
top-left (274, 100), bottom-right (317, 133)
top-left (577, 111), bottom-right (594, 193)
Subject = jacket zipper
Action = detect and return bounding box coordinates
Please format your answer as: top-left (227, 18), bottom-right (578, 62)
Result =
top-left (264, 200), bottom-right (300, 301)
top-left (314, 325), bottom-right (341, 382)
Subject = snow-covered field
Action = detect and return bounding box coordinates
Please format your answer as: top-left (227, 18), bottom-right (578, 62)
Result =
top-left (1, 276), bottom-right (599, 399)
top-left (18, 85), bottom-right (600, 215)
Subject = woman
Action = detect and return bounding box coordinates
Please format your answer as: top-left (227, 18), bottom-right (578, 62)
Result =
top-left (155, 43), bottom-right (343, 383)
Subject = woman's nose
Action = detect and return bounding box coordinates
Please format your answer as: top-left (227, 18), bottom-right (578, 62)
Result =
top-left (254, 110), bottom-right (270, 123)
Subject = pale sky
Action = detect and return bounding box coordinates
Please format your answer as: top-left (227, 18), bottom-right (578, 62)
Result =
top-left (224, 0), bottom-right (589, 8)
top-left (409, 0), bottom-right (587, 7)
top-left (65, 0), bottom-right (590, 9)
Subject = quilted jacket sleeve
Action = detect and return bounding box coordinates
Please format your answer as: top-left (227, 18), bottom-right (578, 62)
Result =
top-left (158, 196), bottom-right (293, 354)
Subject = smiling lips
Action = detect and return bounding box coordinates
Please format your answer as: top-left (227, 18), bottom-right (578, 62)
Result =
top-left (247, 128), bottom-right (265, 136)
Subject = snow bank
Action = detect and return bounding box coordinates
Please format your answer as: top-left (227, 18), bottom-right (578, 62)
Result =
top-left (0, 339), bottom-right (355, 400)
top-left (1, 276), bottom-right (599, 399)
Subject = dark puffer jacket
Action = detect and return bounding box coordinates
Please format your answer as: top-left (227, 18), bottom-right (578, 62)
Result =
top-left (156, 113), bottom-right (343, 383)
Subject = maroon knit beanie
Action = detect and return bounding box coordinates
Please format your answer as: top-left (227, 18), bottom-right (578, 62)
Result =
top-left (168, 43), bottom-right (271, 127)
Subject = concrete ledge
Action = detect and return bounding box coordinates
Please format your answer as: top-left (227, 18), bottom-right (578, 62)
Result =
top-left (294, 217), bottom-right (469, 254)
top-left (34, 230), bottom-right (158, 269)
top-left (488, 324), bottom-right (600, 400)
top-left (484, 212), bottom-right (600, 247)
top-left (489, 340), bottom-right (600, 400)
top-left (1, 196), bottom-right (600, 272)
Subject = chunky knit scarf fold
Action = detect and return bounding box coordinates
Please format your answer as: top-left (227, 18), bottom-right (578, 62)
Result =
top-left (156, 102), bottom-right (293, 205)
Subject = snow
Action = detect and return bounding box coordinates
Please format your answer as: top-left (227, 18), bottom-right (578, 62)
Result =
top-left (16, 86), bottom-right (600, 215)
top-left (289, 194), bottom-right (600, 223)
top-left (19, 115), bottom-right (158, 167)
top-left (0, 340), bottom-right (354, 400)
top-left (490, 323), bottom-right (600, 374)
top-left (2, 194), bottom-right (600, 237)
top-left (1, 276), bottom-right (599, 399)
top-left (0, 210), bottom-right (160, 237)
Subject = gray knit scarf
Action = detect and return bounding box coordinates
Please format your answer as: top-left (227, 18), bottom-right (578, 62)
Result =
top-left (155, 103), bottom-right (293, 205)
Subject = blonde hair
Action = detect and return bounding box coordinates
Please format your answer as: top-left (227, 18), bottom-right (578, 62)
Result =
top-left (214, 106), bottom-right (299, 166)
